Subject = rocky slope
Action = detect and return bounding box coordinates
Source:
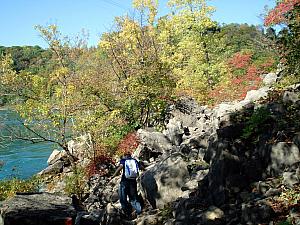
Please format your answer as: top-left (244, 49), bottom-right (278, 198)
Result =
top-left (1, 72), bottom-right (300, 225)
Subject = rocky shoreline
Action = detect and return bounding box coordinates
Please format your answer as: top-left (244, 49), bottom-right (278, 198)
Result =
top-left (1, 72), bottom-right (300, 225)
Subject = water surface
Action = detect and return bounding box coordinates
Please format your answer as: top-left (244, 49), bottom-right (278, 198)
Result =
top-left (0, 109), bottom-right (53, 179)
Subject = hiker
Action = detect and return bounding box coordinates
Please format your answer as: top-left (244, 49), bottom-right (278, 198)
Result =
top-left (110, 152), bottom-right (142, 217)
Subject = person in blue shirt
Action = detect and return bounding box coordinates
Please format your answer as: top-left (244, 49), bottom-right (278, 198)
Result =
top-left (110, 153), bottom-right (142, 218)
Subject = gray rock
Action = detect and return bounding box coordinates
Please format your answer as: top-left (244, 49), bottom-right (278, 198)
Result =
top-left (163, 118), bottom-right (184, 146)
top-left (38, 160), bottom-right (64, 176)
top-left (47, 149), bottom-right (62, 165)
top-left (138, 129), bottom-right (173, 153)
top-left (241, 200), bottom-right (274, 224)
top-left (140, 153), bottom-right (189, 209)
top-left (244, 87), bottom-right (270, 102)
top-left (293, 132), bottom-right (300, 148)
top-left (283, 171), bottom-right (299, 187)
top-left (265, 188), bottom-right (281, 197)
top-left (283, 91), bottom-right (300, 103)
top-left (68, 134), bottom-right (93, 160)
top-left (267, 142), bottom-right (300, 176)
top-left (0, 193), bottom-right (76, 225)
top-left (201, 206), bottom-right (224, 224)
top-left (262, 72), bottom-right (278, 86)
top-left (136, 213), bottom-right (162, 225)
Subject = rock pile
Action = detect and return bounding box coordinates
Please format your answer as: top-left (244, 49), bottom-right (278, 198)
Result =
top-left (1, 72), bottom-right (299, 225)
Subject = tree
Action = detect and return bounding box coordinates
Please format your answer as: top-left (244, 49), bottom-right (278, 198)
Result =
top-left (158, 0), bottom-right (228, 102)
top-left (265, 0), bottom-right (300, 77)
top-left (0, 25), bottom-right (88, 161)
top-left (99, 0), bottom-right (175, 128)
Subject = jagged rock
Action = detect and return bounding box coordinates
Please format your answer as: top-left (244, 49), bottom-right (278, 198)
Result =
top-left (140, 153), bottom-right (189, 209)
top-left (68, 134), bottom-right (93, 161)
top-left (201, 206), bottom-right (224, 224)
top-left (244, 87), bottom-right (269, 102)
top-left (136, 213), bottom-right (162, 225)
top-left (262, 72), bottom-right (278, 86)
top-left (47, 149), bottom-right (61, 165)
top-left (204, 150), bottom-right (243, 206)
top-left (75, 211), bottom-right (105, 225)
top-left (283, 171), bottom-right (299, 187)
top-left (137, 129), bottom-right (173, 154)
top-left (163, 118), bottom-right (184, 146)
top-left (293, 132), bottom-right (300, 148)
top-left (0, 193), bottom-right (76, 225)
top-left (241, 200), bottom-right (275, 224)
top-left (267, 142), bottom-right (300, 176)
top-left (38, 160), bottom-right (64, 176)
top-left (164, 219), bottom-right (176, 225)
top-left (283, 90), bottom-right (300, 103)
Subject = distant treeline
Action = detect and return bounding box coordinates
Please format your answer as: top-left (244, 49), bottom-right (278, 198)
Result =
top-left (0, 45), bottom-right (51, 73)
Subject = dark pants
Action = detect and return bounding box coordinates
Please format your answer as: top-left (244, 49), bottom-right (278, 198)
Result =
top-left (119, 179), bottom-right (142, 215)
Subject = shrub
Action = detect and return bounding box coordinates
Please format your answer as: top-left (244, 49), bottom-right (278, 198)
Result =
top-left (242, 107), bottom-right (271, 139)
top-left (0, 176), bottom-right (41, 201)
top-left (64, 166), bottom-right (87, 200)
top-left (86, 151), bottom-right (116, 177)
top-left (116, 131), bottom-right (139, 156)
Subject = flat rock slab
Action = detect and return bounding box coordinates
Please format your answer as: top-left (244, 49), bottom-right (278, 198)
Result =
top-left (0, 192), bottom-right (76, 225)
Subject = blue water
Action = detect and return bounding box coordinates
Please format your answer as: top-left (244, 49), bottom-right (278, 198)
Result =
top-left (0, 109), bottom-right (54, 180)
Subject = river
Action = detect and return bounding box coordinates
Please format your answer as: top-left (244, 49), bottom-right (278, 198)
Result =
top-left (0, 109), bottom-right (54, 180)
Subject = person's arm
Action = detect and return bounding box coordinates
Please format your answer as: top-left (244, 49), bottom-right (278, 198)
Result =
top-left (111, 164), bottom-right (123, 178)
top-left (138, 160), bottom-right (145, 171)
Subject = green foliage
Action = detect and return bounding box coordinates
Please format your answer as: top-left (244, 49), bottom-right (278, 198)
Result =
top-left (99, 3), bottom-right (175, 128)
top-left (276, 74), bottom-right (300, 90)
top-left (0, 176), bottom-right (41, 201)
top-left (0, 45), bottom-right (51, 73)
top-left (159, 203), bottom-right (174, 221)
top-left (0, 25), bottom-right (88, 153)
top-left (279, 185), bottom-right (300, 205)
top-left (242, 107), bottom-right (271, 139)
top-left (278, 221), bottom-right (293, 225)
top-left (64, 166), bottom-right (87, 200)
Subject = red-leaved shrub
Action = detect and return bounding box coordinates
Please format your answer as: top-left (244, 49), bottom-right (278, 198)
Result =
top-left (116, 132), bottom-right (139, 156)
top-left (86, 147), bottom-right (116, 177)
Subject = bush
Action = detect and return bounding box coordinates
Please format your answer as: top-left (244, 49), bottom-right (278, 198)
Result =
top-left (0, 176), bottom-right (41, 201)
top-left (116, 131), bottom-right (139, 156)
top-left (242, 107), bottom-right (271, 140)
top-left (86, 152), bottom-right (116, 177)
top-left (64, 166), bottom-right (87, 200)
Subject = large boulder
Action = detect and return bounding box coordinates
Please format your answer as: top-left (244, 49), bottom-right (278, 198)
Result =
top-left (140, 153), bottom-right (189, 209)
top-left (244, 87), bottom-right (269, 102)
top-left (38, 160), bottom-right (64, 176)
top-left (68, 134), bottom-right (93, 161)
top-left (47, 150), bottom-right (69, 166)
top-left (137, 129), bottom-right (173, 154)
top-left (267, 142), bottom-right (300, 176)
top-left (163, 118), bottom-right (184, 146)
top-left (0, 193), bottom-right (77, 225)
top-left (262, 72), bottom-right (278, 86)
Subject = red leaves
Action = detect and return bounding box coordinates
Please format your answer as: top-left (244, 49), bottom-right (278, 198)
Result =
top-left (86, 152), bottom-right (116, 177)
top-left (117, 132), bottom-right (139, 156)
top-left (264, 0), bottom-right (300, 26)
top-left (228, 52), bottom-right (252, 69)
top-left (208, 51), bottom-right (274, 105)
